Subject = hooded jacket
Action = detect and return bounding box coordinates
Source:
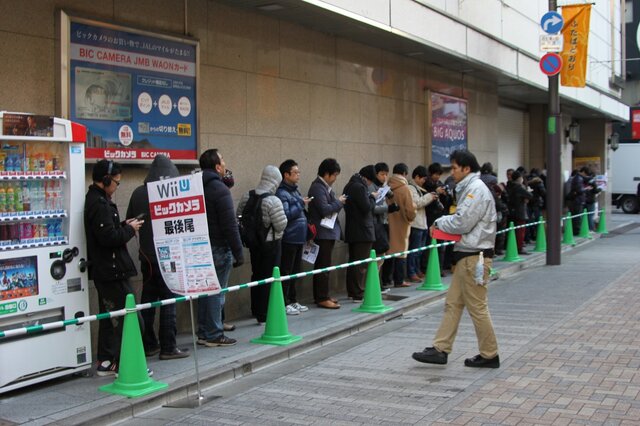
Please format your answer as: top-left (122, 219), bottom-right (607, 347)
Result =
top-left (126, 155), bottom-right (179, 264)
top-left (276, 180), bottom-right (307, 244)
top-left (342, 173), bottom-right (375, 243)
top-left (386, 174), bottom-right (416, 256)
top-left (434, 172), bottom-right (496, 252)
top-left (237, 165), bottom-right (288, 242)
top-left (84, 184), bottom-right (137, 282)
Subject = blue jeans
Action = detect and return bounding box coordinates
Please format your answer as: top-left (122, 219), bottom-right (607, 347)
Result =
top-left (197, 246), bottom-right (233, 340)
top-left (407, 228), bottom-right (428, 277)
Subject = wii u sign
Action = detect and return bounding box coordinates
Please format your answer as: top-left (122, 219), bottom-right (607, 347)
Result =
top-left (155, 178), bottom-right (190, 199)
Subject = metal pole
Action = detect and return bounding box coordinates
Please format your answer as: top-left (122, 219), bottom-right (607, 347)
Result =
top-left (188, 297), bottom-right (204, 404)
top-left (546, 0), bottom-right (562, 265)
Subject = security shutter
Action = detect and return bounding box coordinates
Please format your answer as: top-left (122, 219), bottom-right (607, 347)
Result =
top-left (497, 106), bottom-right (527, 179)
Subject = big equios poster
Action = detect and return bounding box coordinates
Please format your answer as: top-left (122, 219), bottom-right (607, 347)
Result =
top-left (63, 13), bottom-right (198, 162)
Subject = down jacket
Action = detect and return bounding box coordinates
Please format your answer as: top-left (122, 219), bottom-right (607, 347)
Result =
top-left (276, 181), bottom-right (307, 244)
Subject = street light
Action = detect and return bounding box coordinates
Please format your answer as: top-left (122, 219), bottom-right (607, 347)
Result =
top-left (567, 121), bottom-right (580, 145)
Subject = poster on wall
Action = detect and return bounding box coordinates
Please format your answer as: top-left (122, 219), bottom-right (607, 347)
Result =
top-left (61, 13), bottom-right (198, 162)
top-left (147, 172), bottom-right (219, 295)
top-left (430, 93), bottom-right (468, 166)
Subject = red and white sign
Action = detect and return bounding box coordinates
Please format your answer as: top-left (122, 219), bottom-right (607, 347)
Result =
top-left (147, 172), bottom-right (219, 295)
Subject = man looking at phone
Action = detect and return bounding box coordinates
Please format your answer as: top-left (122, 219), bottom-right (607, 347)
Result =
top-left (126, 155), bottom-right (190, 361)
top-left (85, 159), bottom-right (145, 376)
top-left (412, 150), bottom-right (500, 369)
top-left (276, 159), bottom-right (312, 316)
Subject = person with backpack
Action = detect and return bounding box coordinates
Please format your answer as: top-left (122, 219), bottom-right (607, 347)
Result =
top-left (237, 165), bottom-right (288, 323)
top-left (276, 159), bottom-right (312, 316)
top-left (197, 149), bottom-right (243, 347)
top-left (308, 158), bottom-right (347, 309)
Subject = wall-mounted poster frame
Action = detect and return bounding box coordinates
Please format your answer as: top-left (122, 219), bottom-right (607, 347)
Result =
top-left (59, 11), bottom-right (199, 164)
top-left (429, 92), bottom-right (468, 166)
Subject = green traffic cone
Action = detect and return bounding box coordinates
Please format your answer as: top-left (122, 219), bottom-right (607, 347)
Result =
top-left (502, 222), bottom-right (522, 262)
top-left (562, 212), bottom-right (576, 245)
top-left (99, 294), bottom-right (168, 398)
top-left (578, 208), bottom-right (592, 239)
top-left (417, 239), bottom-right (447, 291)
top-left (251, 267), bottom-right (302, 346)
top-left (353, 250), bottom-right (393, 313)
top-left (596, 209), bottom-right (608, 234)
top-left (532, 220), bottom-right (547, 252)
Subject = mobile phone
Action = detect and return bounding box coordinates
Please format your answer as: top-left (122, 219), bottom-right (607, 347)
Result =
top-left (135, 213), bottom-right (146, 220)
top-left (308, 196), bottom-right (314, 200)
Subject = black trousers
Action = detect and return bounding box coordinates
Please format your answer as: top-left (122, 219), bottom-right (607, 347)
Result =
top-left (94, 279), bottom-right (138, 362)
top-left (346, 242), bottom-right (372, 298)
top-left (249, 240), bottom-right (282, 321)
top-left (280, 242), bottom-right (303, 305)
top-left (140, 260), bottom-right (178, 353)
top-left (313, 239), bottom-right (335, 303)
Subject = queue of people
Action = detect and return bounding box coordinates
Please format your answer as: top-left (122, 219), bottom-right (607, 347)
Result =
top-left (83, 150), bottom-right (602, 376)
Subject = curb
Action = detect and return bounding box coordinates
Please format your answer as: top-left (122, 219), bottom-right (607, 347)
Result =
top-left (64, 227), bottom-right (619, 426)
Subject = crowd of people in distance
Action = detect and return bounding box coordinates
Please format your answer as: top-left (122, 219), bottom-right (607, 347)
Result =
top-left (83, 151), bottom-right (603, 376)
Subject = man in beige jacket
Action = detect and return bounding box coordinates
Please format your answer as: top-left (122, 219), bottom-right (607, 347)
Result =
top-left (385, 163), bottom-right (417, 287)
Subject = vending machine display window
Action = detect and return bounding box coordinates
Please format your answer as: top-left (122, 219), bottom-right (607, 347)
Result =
top-left (0, 255), bottom-right (38, 301)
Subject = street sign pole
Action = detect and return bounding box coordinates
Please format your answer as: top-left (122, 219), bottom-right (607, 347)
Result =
top-left (546, 0), bottom-right (562, 265)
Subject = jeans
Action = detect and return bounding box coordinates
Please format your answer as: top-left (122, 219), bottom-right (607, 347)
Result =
top-left (94, 279), bottom-right (137, 362)
top-left (140, 260), bottom-right (178, 353)
top-left (407, 228), bottom-right (428, 277)
top-left (197, 246), bottom-right (233, 340)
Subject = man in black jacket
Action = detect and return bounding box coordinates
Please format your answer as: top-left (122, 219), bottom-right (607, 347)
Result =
top-left (126, 155), bottom-right (189, 361)
top-left (342, 166), bottom-right (377, 301)
top-left (196, 149), bottom-right (244, 347)
top-left (84, 159), bottom-right (144, 376)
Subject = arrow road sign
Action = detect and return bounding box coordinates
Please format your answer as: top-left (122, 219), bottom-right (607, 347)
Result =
top-left (540, 11), bottom-right (564, 34)
top-left (539, 52), bottom-right (563, 76)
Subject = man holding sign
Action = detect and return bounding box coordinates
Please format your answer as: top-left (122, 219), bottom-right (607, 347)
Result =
top-left (412, 150), bottom-right (500, 369)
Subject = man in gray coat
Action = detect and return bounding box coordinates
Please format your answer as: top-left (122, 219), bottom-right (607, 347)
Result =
top-left (412, 150), bottom-right (500, 369)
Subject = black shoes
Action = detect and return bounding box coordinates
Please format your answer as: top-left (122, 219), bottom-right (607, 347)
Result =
top-left (159, 347), bottom-right (190, 360)
top-left (412, 347), bottom-right (448, 365)
top-left (145, 347), bottom-right (161, 357)
top-left (464, 354), bottom-right (500, 368)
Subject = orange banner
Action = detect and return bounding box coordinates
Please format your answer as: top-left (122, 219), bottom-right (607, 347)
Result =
top-left (560, 5), bottom-right (591, 87)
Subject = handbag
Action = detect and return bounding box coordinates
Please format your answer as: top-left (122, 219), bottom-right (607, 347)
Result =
top-left (373, 221), bottom-right (390, 254)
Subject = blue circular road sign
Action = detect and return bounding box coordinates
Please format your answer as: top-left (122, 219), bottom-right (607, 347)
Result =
top-left (540, 11), bottom-right (564, 34)
top-left (539, 53), bottom-right (563, 76)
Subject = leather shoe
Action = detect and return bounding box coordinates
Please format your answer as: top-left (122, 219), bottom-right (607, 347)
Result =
top-left (329, 297), bottom-right (339, 303)
top-left (317, 300), bottom-right (340, 309)
top-left (412, 347), bottom-right (448, 364)
top-left (159, 347), bottom-right (190, 360)
top-left (394, 282), bottom-right (412, 288)
top-left (464, 354), bottom-right (500, 368)
top-left (145, 347), bottom-right (160, 357)
top-left (518, 250), bottom-right (530, 256)
top-left (407, 275), bottom-right (422, 283)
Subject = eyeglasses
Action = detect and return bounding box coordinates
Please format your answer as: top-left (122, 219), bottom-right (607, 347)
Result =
top-left (112, 179), bottom-right (121, 187)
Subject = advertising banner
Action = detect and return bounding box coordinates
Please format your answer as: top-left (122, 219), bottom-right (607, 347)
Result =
top-left (430, 93), bottom-right (468, 166)
top-left (64, 15), bottom-right (198, 162)
top-left (560, 5), bottom-right (592, 88)
top-left (147, 172), bottom-right (219, 295)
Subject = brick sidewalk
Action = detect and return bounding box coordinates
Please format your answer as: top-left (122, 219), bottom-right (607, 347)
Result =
top-left (431, 264), bottom-right (640, 425)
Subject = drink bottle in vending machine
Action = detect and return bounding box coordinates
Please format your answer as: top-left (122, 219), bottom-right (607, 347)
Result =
top-left (0, 112), bottom-right (91, 393)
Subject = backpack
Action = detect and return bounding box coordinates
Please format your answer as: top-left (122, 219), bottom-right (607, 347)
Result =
top-left (239, 190), bottom-right (273, 249)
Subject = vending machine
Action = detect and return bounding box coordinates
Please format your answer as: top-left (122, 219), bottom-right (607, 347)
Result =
top-left (0, 112), bottom-right (91, 393)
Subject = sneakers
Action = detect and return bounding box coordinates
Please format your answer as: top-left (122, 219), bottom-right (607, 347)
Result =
top-left (290, 302), bottom-right (308, 312)
top-left (96, 360), bottom-right (118, 377)
top-left (286, 304), bottom-right (300, 315)
top-left (464, 354), bottom-right (500, 368)
top-left (197, 335), bottom-right (237, 347)
top-left (411, 347), bottom-right (448, 365)
top-left (380, 287), bottom-right (391, 294)
top-left (223, 323), bottom-right (236, 332)
top-left (159, 347), bottom-right (190, 360)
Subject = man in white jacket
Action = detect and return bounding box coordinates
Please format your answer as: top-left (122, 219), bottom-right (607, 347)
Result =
top-left (412, 150), bottom-right (500, 369)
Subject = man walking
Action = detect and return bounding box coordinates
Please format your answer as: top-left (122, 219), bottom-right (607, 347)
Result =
top-left (197, 149), bottom-right (243, 347)
top-left (412, 150), bottom-right (500, 368)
